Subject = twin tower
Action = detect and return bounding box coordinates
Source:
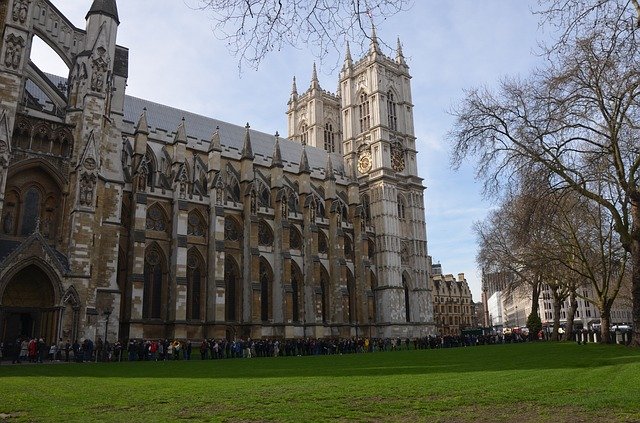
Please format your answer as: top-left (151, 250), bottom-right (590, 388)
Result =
top-left (0, 0), bottom-right (433, 344)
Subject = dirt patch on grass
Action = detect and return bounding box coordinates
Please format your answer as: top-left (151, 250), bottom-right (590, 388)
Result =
top-left (0, 413), bottom-right (21, 421)
top-left (434, 404), bottom-right (634, 423)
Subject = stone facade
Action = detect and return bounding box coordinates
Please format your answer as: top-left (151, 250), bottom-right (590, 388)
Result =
top-left (0, 0), bottom-right (434, 345)
top-left (431, 272), bottom-right (474, 335)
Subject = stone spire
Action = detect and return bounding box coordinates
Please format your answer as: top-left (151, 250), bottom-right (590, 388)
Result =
top-left (174, 117), bottom-right (187, 144)
top-left (299, 144), bottom-right (310, 174)
top-left (135, 108), bottom-right (149, 135)
top-left (86, 0), bottom-right (120, 24)
top-left (290, 76), bottom-right (298, 102)
top-left (396, 37), bottom-right (406, 65)
top-left (241, 123), bottom-right (254, 160)
top-left (310, 63), bottom-right (320, 90)
top-left (271, 132), bottom-right (283, 168)
top-left (369, 25), bottom-right (381, 55)
top-left (325, 154), bottom-right (335, 181)
top-left (344, 41), bottom-right (353, 69)
top-left (208, 126), bottom-right (221, 152)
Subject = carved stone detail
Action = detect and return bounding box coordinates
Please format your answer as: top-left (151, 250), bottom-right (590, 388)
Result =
top-left (79, 172), bottom-right (96, 207)
top-left (90, 46), bottom-right (110, 93)
top-left (12, 0), bottom-right (29, 24)
top-left (4, 33), bottom-right (25, 69)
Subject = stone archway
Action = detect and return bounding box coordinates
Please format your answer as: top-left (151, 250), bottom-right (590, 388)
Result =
top-left (0, 264), bottom-right (62, 346)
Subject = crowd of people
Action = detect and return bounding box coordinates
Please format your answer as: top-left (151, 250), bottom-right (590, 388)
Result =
top-left (1, 332), bottom-right (531, 364)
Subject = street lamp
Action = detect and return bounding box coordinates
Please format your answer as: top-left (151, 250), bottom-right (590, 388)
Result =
top-left (515, 305), bottom-right (519, 328)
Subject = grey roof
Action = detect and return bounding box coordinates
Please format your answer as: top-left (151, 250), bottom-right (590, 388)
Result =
top-left (122, 95), bottom-right (346, 178)
top-left (30, 73), bottom-right (346, 179)
top-left (86, 0), bottom-right (120, 24)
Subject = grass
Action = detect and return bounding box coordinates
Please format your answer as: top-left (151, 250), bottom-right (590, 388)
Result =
top-left (0, 342), bottom-right (639, 422)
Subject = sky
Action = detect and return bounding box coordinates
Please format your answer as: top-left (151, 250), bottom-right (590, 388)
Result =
top-left (31, 0), bottom-right (547, 301)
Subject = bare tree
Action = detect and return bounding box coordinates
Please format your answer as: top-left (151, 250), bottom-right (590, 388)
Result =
top-left (542, 191), bottom-right (628, 343)
top-left (450, 14), bottom-right (640, 344)
top-left (194, 0), bottom-right (413, 70)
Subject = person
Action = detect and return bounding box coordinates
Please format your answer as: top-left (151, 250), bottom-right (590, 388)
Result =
top-left (12, 337), bottom-right (22, 364)
top-left (37, 338), bottom-right (46, 363)
top-left (19, 338), bottom-right (28, 363)
top-left (172, 340), bottom-right (181, 360)
top-left (48, 342), bottom-right (57, 362)
top-left (200, 339), bottom-right (208, 360)
top-left (28, 338), bottom-right (37, 363)
top-left (64, 339), bottom-right (71, 362)
top-left (184, 341), bottom-right (192, 360)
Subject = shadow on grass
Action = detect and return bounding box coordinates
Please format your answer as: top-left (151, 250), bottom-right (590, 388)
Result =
top-left (1, 342), bottom-right (639, 380)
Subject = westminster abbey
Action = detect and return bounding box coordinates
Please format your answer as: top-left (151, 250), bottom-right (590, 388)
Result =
top-left (0, 0), bottom-right (434, 344)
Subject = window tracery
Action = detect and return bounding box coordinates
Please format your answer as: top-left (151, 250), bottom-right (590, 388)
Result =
top-left (187, 211), bottom-right (206, 236)
top-left (146, 204), bottom-right (167, 231)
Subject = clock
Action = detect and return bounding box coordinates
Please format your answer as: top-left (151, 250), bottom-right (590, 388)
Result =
top-left (391, 145), bottom-right (405, 172)
top-left (357, 151), bottom-right (372, 174)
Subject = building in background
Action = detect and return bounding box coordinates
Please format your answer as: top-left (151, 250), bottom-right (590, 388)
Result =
top-left (431, 269), bottom-right (474, 336)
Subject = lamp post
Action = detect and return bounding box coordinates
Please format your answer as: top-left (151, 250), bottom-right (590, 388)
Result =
top-left (515, 305), bottom-right (519, 328)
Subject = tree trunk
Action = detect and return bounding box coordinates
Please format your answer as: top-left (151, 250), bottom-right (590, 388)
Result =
top-left (563, 288), bottom-right (578, 342)
top-left (632, 200), bottom-right (640, 347)
top-left (552, 292), bottom-right (562, 341)
top-left (601, 309), bottom-right (611, 344)
top-left (530, 278), bottom-right (542, 318)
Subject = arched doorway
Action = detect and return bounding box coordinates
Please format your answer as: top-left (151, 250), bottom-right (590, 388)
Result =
top-left (0, 265), bottom-right (61, 346)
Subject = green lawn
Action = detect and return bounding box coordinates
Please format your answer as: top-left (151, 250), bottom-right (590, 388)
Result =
top-left (0, 342), bottom-right (639, 422)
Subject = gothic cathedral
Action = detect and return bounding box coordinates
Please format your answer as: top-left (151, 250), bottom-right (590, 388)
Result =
top-left (0, 0), bottom-right (434, 345)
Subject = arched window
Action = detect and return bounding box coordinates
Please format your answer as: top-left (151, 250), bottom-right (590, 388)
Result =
top-left (143, 246), bottom-right (165, 319)
top-left (21, 186), bottom-right (41, 236)
top-left (359, 93), bottom-right (370, 133)
top-left (289, 226), bottom-right (302, 250)
top-left (291, 263), bottom-right (302, 323)
top-left (397, 194), bottom-right (406, 219)
top-left (368, 238), bottom-right (376, 261)
top-left (288, 192), bottom-right (299, 215)
top-left (318, 230), bottom-right (329, 254)
top-left (260, 259), bottom-right (273, 322)
top-left (187, 250), bottom-right (204, 320)
top-left (324, 122), bottom-right (335, 152)
top-left (369, 270), bottom-right (378, 322)
top-left (224, 216), bottom-right (241, 241)
top-left (320, 267), bottom-right (329, 323)
top-left (387, 91), bottom-right (397, 131)
top-left (344, 236), bottom-right (354, 261)
top-left (2, 190), bottom-right (19, 235)
top-left (144, 152), bottom-right (155, 189)
top-left (347, 270), bottom-right (356, 323)
top-left (403, 274), bottom-right (411, 323)
top-left (301, 123), bottom-right (308, 145)
top-left (146, 204), bottom-right (167, 231)
top-left (258, 182), bottom-right (270, 208)
top-left (225, 256), bottom-right (240, 321)
top-left (258, 220), bottom-right (274, 247)
top-left (227, 176), bottom-right (241, 204)
top-left (187, 210), bottom-right (206, 236)
top-left (361, 194), bottom-right (372, 227)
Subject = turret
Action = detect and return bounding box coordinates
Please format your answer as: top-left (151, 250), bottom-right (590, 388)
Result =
top-left (207, 126), bottom-right (222, 174)
top-left (240, 123), bottom-right (255, 182)
top-left (310, 63), bottom-right (320, 91)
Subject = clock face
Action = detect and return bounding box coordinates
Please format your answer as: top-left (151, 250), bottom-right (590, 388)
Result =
top-left (391, 146), bottom-right (405, 172)
top-left (358, 152), bottom-right (372, 174)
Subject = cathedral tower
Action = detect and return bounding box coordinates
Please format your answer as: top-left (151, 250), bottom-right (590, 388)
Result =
top-left (286, 65), bottom-right (342, 153)
top-left (338, 32), bottom-right (432, 337)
